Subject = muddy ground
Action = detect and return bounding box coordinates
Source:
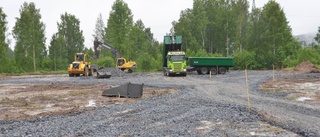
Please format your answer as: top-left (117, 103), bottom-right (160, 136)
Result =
top-left (0, 77), bottom-right (175, 120)
top-left (0, 68), bottom-right (320, 136)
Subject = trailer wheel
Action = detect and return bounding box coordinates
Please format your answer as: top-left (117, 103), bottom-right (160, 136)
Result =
top-left (200, 67), bottom-right (208, 74)
top-left (219, 67), bottom-right (226, 74)
top-left (210, 68), bottom-right (217, 75)
top-left (196, 69), bottom-right (202, 74)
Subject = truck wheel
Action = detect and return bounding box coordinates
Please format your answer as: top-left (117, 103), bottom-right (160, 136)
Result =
top-left (164, 70), bottom-right (169, 76)
top-left (69, 74), bottom-right (74, 77)
top-left (210, 68), bottom-right (217, 75)
top-left (219, 67), bottom-right (226, 74)
top-left (182, 73), bottom-right (187, 77)
top-left (200, 67), bottom-right (208, 74)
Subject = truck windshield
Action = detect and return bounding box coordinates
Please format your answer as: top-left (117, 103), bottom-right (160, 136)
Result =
top-left (169, 55), bottom-right (185, 62)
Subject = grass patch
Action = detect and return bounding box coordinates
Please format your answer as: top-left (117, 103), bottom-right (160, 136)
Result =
top-left (1, 70), bottom-right (67, 76)
top-left (0, 97), bottom-right (30, 107)
top-left (69, 90), bottom-right (95, 96)
top-left (260, 88), bottom-right (284, 93)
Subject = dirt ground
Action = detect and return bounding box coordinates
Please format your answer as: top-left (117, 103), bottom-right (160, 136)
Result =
top-left (0, 83), bottom-right (176, 120)
top-left (260, 78), bottom-right (320, 102)
top-left (260, 61), bottom-right (320, 102)
top-left (0, 61), bottom-right (319, 122)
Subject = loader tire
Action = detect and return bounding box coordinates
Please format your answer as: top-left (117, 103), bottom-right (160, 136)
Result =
top-left (89, 69), bottom-right (93, 76)
top-left (84, 67), bottom-right (89, 76)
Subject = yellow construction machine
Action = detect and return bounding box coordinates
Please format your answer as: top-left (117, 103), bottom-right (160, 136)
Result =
top-left (95, 41), bottom-right (137, 73)
top-left (67, 53), bottom-right (96, 77)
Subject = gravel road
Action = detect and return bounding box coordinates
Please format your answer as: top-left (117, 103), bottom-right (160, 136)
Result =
top-left (0, 70), bottom-right (319, 137)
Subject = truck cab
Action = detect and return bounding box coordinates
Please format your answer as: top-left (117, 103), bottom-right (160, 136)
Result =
top-left (163, 35), bottom-right (187, 76)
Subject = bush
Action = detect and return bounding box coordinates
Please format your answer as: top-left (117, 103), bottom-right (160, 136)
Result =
top-left (92, 56), bottom-right (115, 69)
top-left (233, 50), bottom-right (258, 70)
top-left (283, 48), bottom-right (320, 67)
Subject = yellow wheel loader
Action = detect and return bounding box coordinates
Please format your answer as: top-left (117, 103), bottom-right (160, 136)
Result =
top-left (67, 53), bottom-right (96, 77)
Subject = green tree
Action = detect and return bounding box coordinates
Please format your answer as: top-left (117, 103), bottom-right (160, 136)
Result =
top-left (173, 9), bottom-right (198, 52)
top-left (12, 2), bottom-right (46, 72)
top-left (56, 12), bottom-right (84, 63)
top-left (190, 0), bottom-right (208, 49)
top-left (0, 7), bottom-right (10, 73)
top-left (257, 0), bottom-right (299, 68)
top-left (94, 13), bottom-right (105, 41)
top-left (48, 33), bottom-right (68, 70)
top-left (93, 13), bottom-right (109, 57)
top-left (232, 0), bottom-right (249, 52)
top-left (105, 0), bottom-right (133, 59)
top-left (314, 26), bottom-right (320, 44)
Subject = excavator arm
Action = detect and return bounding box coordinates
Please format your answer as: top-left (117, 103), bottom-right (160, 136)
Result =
top-left (95, 40), bottom-right (137, 73)
top-left (98, 42), bottom-right (121, 59)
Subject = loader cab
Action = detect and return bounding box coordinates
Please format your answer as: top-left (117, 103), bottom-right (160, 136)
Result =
top-left (75, 53), bottom-right (85, 62)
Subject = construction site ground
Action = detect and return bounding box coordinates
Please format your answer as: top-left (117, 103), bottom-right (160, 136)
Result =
top-left (0, 75), bottom-right (173, 120)
top-left (0, 62), bottom-right (320, 136)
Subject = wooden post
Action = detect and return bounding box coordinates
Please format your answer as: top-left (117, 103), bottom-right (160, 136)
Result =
top-left (245, 68), bottom-right (251, 113)
top-left (273, 65), bottom-right (275, 81)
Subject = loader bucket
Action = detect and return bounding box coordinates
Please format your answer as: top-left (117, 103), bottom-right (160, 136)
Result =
top-left (97, 71), bottom-right (112, 79)
top-left (102, 82), bottom-right (144, 98)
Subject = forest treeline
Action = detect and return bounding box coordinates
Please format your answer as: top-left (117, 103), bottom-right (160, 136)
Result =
top-left (1, 0), bottom-right (320, 74)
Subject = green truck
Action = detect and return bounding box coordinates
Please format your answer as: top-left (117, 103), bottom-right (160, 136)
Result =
top-left (162, 35), bottom-right (234, 76)
top-left (162, 35), bottom-right (187, 76)
top-left (187, 57), bottom-right (234, 74)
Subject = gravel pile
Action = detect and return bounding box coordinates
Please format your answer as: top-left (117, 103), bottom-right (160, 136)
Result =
top-left (97, 67), bottom-right (126, 77)
top-left (0, 71), bottom-right (319, 136)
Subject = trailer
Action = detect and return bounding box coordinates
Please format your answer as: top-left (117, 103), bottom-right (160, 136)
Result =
top-left (187, 57), bottom-right (234, 74)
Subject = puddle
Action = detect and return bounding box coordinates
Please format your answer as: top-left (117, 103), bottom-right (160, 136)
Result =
top-left (86, 100), bottom-right (96, 107)
top-left (296, 97), bottom-right (312, 102)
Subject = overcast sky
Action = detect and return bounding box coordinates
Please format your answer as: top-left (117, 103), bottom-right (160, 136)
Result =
top-left (1, 0), bottom-right (320, 49)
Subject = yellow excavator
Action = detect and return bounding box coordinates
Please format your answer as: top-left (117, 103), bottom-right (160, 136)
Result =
top-left (95, 40), bottom-right (137, 73)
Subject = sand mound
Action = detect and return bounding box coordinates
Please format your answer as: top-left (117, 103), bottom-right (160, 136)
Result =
top-left (292, 61), bottom-right (320, 74)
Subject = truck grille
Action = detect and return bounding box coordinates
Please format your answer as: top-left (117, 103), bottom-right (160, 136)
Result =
top-left (173, 62), bottom-right (182, 71)
top-left (72, 63), bottom-right (80, 69)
